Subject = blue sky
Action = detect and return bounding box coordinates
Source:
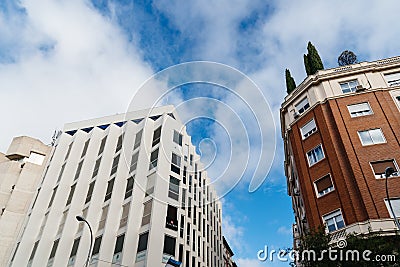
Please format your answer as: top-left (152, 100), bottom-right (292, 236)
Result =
top-left (1, 0), bottom-right (400, 266)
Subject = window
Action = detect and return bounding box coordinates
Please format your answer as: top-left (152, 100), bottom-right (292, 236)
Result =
top-left (142, 200), bottom-right (153, 226)
top-left (180, 215), bottom-right (184, 238)
top-left (295, 97), bottom-right (310, 114)
top-left (104, 178), bottom-right (115, 201)
top-left (137, 232), bottom-right (149, 252)
top-left (186, 223), bottom-right (191, 245)
top-left (134, 129), bottom-right (143, 150)
top-left (28, 240), bottom-right (39, 263)
top-left (91, 236), bottom-right (102, 262)
top-left (182, 188), bottom-right (186, 210)
top-left (163, 235), bottom-right (176, 256)
top-left (173, 130), bottom-right (183, 146)
top-left (48, 186), bottom-right (58, 208)
top-left (384, 72), bottom-right (400, 87)
top-left (306, 144), bottom-right (325, 166)
top-left (66, 184), bottom-right (76, 206)
top-left (300, 119), bottom-right (317, 139)
top-left (184, 144), bottom-right (189, 161)
top-left (57, 163), bottom-right (66, 183)
top-left (81, 139), bottom-right (90, 158)
top-left (115, 134), bottom-right (123, 153)
top-left (85, 181), bottom-right (95, 204)
top-left (92, 157), bottom-right (102, 178)
top-left (149, 148), bottom-right (159, 170)
top-left (370, 159), bottom-right (399, 178)
top-left (67, 238), bottom-right (80, 266)
top-left (74, 160), bottom-right (83, 180)
top-left (98, 206), bottom-right (108, 230)
top-left (171, 153), bottom-right (181, 174)
top-left (26, 152), bottom-right (45, 165)
top-left (189, 175), bottom-right (192, 193)
top-left (314, 174), bottom-right (334, 197)
top-left (358, 128), bottom-right (386, 145)
top-left (166, 205), bottom-right (178, 231)
top-left (347, 102), bottom-right (373, 117)
top-left (48, 239), bottom-right (59, 265)
top-left (152, 126), bottom-right (162, 147)
top-left (113, 234), bottom-right (125, 264)
top-left (98, 136), bottom-right (107, 155)
top-left (340, 80), bottom-right (358, 93)
top-left (130, 152), bottom-right (139, 173)
top-left (65, 143), bottom-right (73, 161)
top-left (183, 166), bottom-right (187, 184)
top-left (188, 197), bottom-right (192, 218)
top-left (190, 154), bottom-right (193, 166)
top-left (120, 203), bottom-right (130, 228)
top-left (110, 154), bottom-right (120, 176)
top-left (169, 176), bottom-right (180, 201)
top-left (384, 198), bottom-right (400, 218)
top-left (322, 210), bottom-right (345, 232)
top-left (146, 173), bottom-right (156, 196)
top-left (125, 176), bottom-right (134, 199)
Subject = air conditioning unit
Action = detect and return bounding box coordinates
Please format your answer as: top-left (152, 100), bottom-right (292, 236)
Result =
top-left (355, 84), bottom-right (366, 92)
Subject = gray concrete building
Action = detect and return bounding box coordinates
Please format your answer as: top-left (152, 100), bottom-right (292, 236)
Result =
top-left (0, 136), bottom-right (51, 266)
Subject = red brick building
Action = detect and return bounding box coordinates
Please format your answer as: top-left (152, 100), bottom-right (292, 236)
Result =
top-left (281, 57), bottom-right (400, 246)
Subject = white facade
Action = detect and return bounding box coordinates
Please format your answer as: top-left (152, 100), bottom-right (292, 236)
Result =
top-left (9, 105), bottom-right (224, 267)
top-left (0, 136), bottom-right (50, 267)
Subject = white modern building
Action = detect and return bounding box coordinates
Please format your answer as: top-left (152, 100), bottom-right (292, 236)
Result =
top-left (0, 136), bottom-right (51, 267)
top-left (8, 105), bottom-right (224, 267)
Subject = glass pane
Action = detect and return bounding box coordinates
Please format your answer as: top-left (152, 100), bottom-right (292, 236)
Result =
top-left (370, 129), bottom-right (385, 144)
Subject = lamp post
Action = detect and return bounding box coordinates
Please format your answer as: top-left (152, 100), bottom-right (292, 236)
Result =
top-left (384, 167), bottom-right (400, 231)
top-left (76, 215), bottom-right (93, 267)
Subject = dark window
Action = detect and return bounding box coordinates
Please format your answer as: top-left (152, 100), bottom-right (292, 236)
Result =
top-left (137, 232), bottom-right (149, 252)
top-left (125, 176), bottom-right (134, 199)
top-left (92, 236), bottom-right (102, 256)
top-left (29, 241), bottom-right (39, 261)
top-left (104, 178), bottom-right (115, 201)
top-left (168, 176), bottom-right (180, 201)
top-left (115, 134), bottom-right (124, 153)
top-left (186, 223), bottom-right (190, 245)
top-left (74, 160), bottom-right (83, 180)
top-left (130, 152), bottom-right (139, 173)
top-left (189, 176), bottom-right (192, 193)
top-left (180, 215), bottom-right (184, 238)
top-left (190, 154), bottom-right (193, 166)
top-left (85, 181), bottom-right (95, 204)
top-left (134, 130), bottom-right (143, 150)
top-left (65, 143), bottom-right (73, 161)
top-left (149, 148), bottom-right (159, 170)
top-left (81, 139), bottom-right (90, 158)
top-left (48, 186), bottom-right (58, 208)
top-left (57, 163), bottom-right (66, 183)
top-left (114, 234), bottom-right (125, 254)
top-left (183, 166), bottom-right (187, 184)
top-left (186, 251), bottom-right (190, 267)
top-left (152, 126), bottom-right (162, 147)
top-left (110, 154), bottom-right (120, 176)
top-left (179, 244), bottom-right (184, 262)
top-left (49, 239), bottom-right (59, 259)
top-left (69, 237), bottom-right (80, 257)
top-left (92, 157), bottom-right (102, 178)
top-left (314, 174), bottom-right (334, 197)
top-left (98, 137), bottom-right (107, 155)
top-left (173, 130), bottom-right (183, 146)
top-left (66, 184), bottom-right (76, 206)
top-left (166, 205), bottom-right (178, 231)
top-left (163, 235), bottom-right (176, 256)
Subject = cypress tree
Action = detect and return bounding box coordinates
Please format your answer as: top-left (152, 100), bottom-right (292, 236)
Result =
top-left (307, 41), bottom-right (324, 74)
top-left (303, 42), bottom-right (324, 76)
top-left (285, 69), bottom-right (296, 94)
top-left (303, 54), bottom-right (312, 76)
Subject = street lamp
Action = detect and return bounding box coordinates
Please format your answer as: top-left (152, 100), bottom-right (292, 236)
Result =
top-left (384, 167), bottom-right (400, 231)
top-left (76, 215), bottom-right (93, 267)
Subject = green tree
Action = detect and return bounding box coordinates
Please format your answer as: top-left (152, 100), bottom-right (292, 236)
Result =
top-left (303, 41), bottom-right (324, 75)
top-left (285, 69), bottom-right (297, 94)
top-left (338, 50), bottom-right (358, 66)
top-left (298, 228), bottom-right (400, 267)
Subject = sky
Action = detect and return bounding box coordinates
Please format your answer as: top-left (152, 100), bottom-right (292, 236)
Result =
top-left (1, 0), bottom-right (400, 266)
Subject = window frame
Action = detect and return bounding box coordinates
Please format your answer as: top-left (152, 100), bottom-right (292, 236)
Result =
top-left (306, 144), bottom-right (325, 167)
top-left (358, 128), bottom-right (386, 146)
top-left (370, 159), bottom-right (399, 179)
top-left (347, 102), bottom-right (373, 118)
top-left (313, 173), bottom-right (335, 198)
top-left (300, 118), bottom-right (317, 140)
top-left (340, 79), bottom-right (359, 93)
top-left (322, 209), bottom-right (345, 233)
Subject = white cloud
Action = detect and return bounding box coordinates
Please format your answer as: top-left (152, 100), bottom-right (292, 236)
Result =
top-left (277, 226), bottom-right (292, 236)
top-left (0, 0), bottom-right (153, 152)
